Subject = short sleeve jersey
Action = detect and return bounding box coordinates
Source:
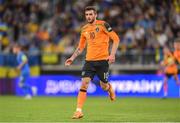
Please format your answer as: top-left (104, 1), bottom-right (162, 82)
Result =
top-left (174, 50), bottom-right (180, 63)
top-left (78, 20), bottom-right (120, 61)
top-left (163, 53), bottom-right (178, 74)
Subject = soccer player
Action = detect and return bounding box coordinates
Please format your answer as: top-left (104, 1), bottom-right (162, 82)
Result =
top-left (173, 38), bottom-right (180, 63)
top-left (65, 6), bottom-right (120, 119)
top-left (13, 43), bottom-right (32, 99)
top-left (161, 46), bottom-right (180, 98)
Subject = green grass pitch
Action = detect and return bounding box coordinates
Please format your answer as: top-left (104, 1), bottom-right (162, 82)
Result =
top-left (0, 96), bottom-right (180, 122)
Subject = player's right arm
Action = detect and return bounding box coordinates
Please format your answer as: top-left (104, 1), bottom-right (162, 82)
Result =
top-left (174, 51), bottom-right (180, 64)
top-left (65, 34), bottom-right (86, 66)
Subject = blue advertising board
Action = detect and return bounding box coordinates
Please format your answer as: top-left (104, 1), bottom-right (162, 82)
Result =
top-left (15, 74), bottom-right (180, 98)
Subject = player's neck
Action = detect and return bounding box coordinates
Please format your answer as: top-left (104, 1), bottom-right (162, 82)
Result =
top-left (89, 19), bottom-right (97, 25)
top-left (92, 19), bottom-right (97, 24)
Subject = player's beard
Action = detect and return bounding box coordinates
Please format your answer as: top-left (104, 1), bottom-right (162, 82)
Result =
top-left (87, 17), bottom-right (95, 24)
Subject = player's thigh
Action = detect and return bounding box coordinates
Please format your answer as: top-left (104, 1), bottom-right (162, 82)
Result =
top-left (82, 61), bottom-right (96, 80)
top-left (96, 61), bottom-right (109, 83)
top-left (82, 77), bottom-right (91, 83)
top-left (100, 81), bottom-right (109, 89)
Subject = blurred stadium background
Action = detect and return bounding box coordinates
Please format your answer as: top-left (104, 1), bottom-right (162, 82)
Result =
top-left (0, 0), bottom-right (180, 122)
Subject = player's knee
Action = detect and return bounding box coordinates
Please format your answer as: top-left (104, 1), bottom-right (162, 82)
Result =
top-left (80, 83), bottom-right (88, 90)
top-left (18, 82), bottom-right (24, 88)
top-left (100, 81), bottom-right (109, 91)
top-left (81, 77), bottom-right (91, 90)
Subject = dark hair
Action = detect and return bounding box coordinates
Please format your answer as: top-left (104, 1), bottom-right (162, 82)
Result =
top-left (13, 43), bottom-right (22, 49)
top-left (84, 6), bottom-right (97, 13)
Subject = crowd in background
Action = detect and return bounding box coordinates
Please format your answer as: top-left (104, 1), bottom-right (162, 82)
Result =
top-left (0, 0), bottom-right (179, 64)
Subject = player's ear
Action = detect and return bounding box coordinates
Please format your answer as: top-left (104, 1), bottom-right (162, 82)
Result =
top-left (94, 11), bottom-right (97, 17)
top-left (95, 14), bottom-right (97, 18)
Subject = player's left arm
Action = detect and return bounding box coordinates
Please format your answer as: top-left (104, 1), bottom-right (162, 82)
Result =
top-left (174, 53), bottom-right (180, 64)
top-left (103, 22), bottom-right (120, 63)
top-left (17, 55), bottom-right (28, 70)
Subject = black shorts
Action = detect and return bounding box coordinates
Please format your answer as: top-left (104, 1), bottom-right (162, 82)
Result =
top-left (165, 73), bottom-right (176, 78)
top-left (81, 60), bottom-right (109, 83)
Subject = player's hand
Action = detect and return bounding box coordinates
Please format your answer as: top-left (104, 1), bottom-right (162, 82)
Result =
top-left (65, 58), bottom-right (73, 66)
top-left (108, 54), bottom-right (115, 64)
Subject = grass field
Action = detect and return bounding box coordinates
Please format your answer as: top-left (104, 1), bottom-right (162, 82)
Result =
top-left (0, 96), bottom-right (180, 122)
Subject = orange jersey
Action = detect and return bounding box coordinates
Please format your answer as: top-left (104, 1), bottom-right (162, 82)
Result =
top-left (78, 20), bottom-right (120, 61)
top-left (174, 50), bottom-right (180, 63)
top-left (163, 53), bottom-right (178, 74)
